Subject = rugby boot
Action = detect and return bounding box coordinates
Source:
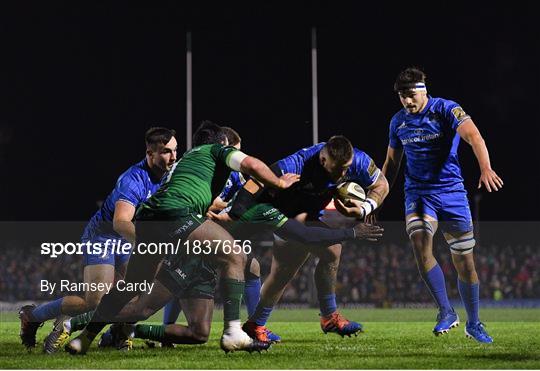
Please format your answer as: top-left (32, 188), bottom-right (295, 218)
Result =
top-left (43, 315), bottom-right (71, 354)
top-left (19, 304), bottom-right (43, 349)
top-left (433, 310), bottom-right (459, 336)
top-left (220, 326), bottom-right (271, 353)
top-left (465, 321), bottom-right (493, 343)
top-left (320, 311), bottom-right (363, 337)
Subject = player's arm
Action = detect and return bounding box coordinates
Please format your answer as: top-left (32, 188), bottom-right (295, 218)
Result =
top-left (228, 151), bottom-right (299, 190)
top-left (382, 145), bottom-right (404, 191)
top-left (112, 200), bottom-right (136, 245)
top-left (276, 219), bottom-right (384, 245)
top-left (457, 119), bottom-right (504, 192)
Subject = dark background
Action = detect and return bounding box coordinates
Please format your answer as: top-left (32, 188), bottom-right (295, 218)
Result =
top-left (1, 2), bottom-right (538, 221)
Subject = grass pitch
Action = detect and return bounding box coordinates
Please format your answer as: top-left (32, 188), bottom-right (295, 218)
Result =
top-left (1, 308), bottom-right (539, 369)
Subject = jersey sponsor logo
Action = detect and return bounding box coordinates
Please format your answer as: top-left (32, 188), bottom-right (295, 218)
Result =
top-left (413, 129), bottom-right (424, 136)
top-left (263, 208), bottom-right (278, 217)
top-left (172, 219), bottom-right (195, 236)
top-left (397, 122), bottom-right (407, 130)
top-left (174, 268), bottom-right (187, 280)
top-left (401, 132), bottom-right (443, 145)
top-left (451, 106), bottom-right (468, 122)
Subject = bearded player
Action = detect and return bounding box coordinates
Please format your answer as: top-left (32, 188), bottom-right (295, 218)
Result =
top-left (233, 136), bottom-right (389, 341)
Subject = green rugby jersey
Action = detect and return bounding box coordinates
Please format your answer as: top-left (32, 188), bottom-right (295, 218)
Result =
top-left (139, 144), bottom-right (238, 217)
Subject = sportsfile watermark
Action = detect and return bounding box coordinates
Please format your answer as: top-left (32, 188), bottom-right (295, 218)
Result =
top-left (1, 221), bottom-right (539, 322)
top-left (40, 238), bottom-right (252, 258)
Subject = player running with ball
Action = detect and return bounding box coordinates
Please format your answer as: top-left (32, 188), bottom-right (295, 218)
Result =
top-left (378, 67), bottom-right (503, 343)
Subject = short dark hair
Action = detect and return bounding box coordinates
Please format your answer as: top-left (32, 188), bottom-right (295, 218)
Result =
top-left (324, 135), bottom-right (353, 164)
top-left (221, 126), bottom-right (241, 147)
top-left (394, 67), bottom-right (427, 92)
top-left (145, 127), bottom-right (176, 148)
top-left (192, 120), bottom-right (226, 147)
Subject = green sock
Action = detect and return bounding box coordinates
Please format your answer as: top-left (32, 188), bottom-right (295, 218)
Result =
top-left (222, 279), bottom-right (245, 322)
top-left (69, 310), bottom-right (95, 333)
top-left (134, 324), bottom-right (165, 342)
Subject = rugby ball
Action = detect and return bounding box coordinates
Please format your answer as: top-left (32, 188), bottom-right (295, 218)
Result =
top-left (335, 182), bottom-right (366, 203)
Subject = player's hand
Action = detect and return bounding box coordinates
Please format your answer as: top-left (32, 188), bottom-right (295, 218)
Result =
top-left (353, 223), bottom-right (384, 242)
top-left (208, 198), bottom-right (228, 213)
top-left (478, 169), bottom-right (504, 192)
top-left (278, 173), bottom-right (300, 189)
top-left (334, 198), bottom-right (363, 218)
top-left (206, 210), bottom-right (232, 222)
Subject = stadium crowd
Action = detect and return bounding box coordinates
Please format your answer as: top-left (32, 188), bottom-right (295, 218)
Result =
top-left (2, 242), bottom-right (538, 304)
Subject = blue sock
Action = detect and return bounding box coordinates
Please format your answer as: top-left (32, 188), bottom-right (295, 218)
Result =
top-left (250, 304), bottom-right (273, 326)
top-left (31, 298), bottom-right (63, 322)
top-left (422, 264), bottom-right (452, 313)
top-left (162, 299), bottom-right (181, 325)
top-left (458, 280), bottom-right (480, 324)
top-left (318, 293), bottom-right (337, 317)
top-left (244, 277), bottom-right (261, 317)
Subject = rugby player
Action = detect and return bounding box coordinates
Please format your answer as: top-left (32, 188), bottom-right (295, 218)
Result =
top-left (230, 136), bottom-right (390, 341)
top-left (156, 127), bottom-right (245, 346)
top-left (157, 125), bottom-right (273, 346)
top-left (378, 67), bottom-right (503, 343)
top-left (19, 127), bottom-right (177, 351)
top-left (51, 179), bottom-right (383, 350)
top-left (64, 121), bottom-right (300, 354)
top-left (209, 126), bottom-right (282, 342)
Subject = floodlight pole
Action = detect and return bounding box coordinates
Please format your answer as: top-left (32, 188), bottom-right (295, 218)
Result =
top-left (186, 31), bottom-right (193, 150)
top-left (311, 27), bottom-right (319, 145)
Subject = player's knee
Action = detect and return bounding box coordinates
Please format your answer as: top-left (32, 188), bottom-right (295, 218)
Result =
top-left (410, 238), bottom-right (433, 260)
top-left (452, 250), bottom-right (477, 278)
top-left (191, 324), bottom-right (210, 343)
top-left (409, 229), bottom-right (434, 258)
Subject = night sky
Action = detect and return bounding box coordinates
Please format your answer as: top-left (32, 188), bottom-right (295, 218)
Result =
top-left (1, 2), bottom-right (538, 221)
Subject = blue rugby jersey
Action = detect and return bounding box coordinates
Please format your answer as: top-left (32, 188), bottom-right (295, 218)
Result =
top-left (81, 158), bottom-right (162, 243)
top-left (271, 143), bottom-right (380, 217)
top-left (220, 171), bottom-right (247, 202)
top-left (277, 143), bottom-right (380, 190)
top-left (389, 97), bottom-right (471, 195)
